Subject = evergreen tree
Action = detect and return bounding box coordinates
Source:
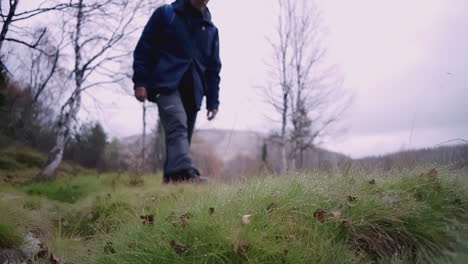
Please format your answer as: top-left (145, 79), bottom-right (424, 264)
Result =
top-left (64, 122), bottom-right (107, 169)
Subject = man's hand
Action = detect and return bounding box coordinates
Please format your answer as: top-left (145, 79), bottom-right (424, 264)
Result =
top-left (134, 87), bottom-right (147, 102)
top-left (207, 109), bottom-right (218, 121)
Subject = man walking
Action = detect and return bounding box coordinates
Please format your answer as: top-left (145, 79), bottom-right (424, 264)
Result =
top-left (132, 0), bottom-right (221, 183)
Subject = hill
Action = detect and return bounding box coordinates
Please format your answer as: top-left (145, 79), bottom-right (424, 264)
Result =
top-left (121, 129), bottom-right (350, 174)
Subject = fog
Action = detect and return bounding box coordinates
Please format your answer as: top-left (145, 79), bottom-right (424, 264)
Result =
top-left (13, 0), bottom-right (468, 158)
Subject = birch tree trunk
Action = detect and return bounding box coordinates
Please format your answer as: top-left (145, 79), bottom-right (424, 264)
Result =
top-left (36, 0), bottom-right (85, 180)
top-left (38, 93), bottom-right (81, 179)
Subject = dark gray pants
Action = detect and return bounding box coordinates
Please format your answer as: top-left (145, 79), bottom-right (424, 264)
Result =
top-left (154, 90), bottom-right (197, 177)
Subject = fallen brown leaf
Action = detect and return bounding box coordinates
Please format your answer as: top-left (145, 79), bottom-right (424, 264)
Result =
top-left (179, 212), bottom-right (193, 228)
top-left (242, 214), bottom-right (252, 224)
top-left (180, 212), bottom-right (193, 221)
top-left (340, 219), bottom-right (352, 227)
top-left (421, 168), bottom-right (438, 179)
top-left (234, 239), bottom-right (249, 258)
top-left (170, 240), bottom-right (187, 255)
top-left (331, 210), bottom-right (342, 218)
top-left (50, 253), bottom-right (60, 264)
top-left (347, 195), bottom-right (357, 202)
top-left (313, 209), bottom-right (328, 223)
top-left (140, 214), bottom-right (155, 225)
top-left (327, 210), bottom-right (345, 222)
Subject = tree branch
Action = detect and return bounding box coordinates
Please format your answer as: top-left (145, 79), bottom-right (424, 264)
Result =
top-left (11, 2), bottom-right (75, 22)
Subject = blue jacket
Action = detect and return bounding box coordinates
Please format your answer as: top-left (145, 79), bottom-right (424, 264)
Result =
top-left (132, 0), bottom-right (221, 110)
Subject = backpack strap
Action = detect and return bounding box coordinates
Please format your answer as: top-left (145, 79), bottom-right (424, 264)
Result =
top-left (164, 4), bottom-right (175, 25)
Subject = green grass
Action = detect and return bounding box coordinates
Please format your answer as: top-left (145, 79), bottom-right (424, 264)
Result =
top-left (61, 193), bottom-right (134, 238)
top-left (0, 155), bottom-right (26, 170)
top-left (0, 223), bottom-right (23, 248)
top-left (90, 168), bottom-right (467, 264)
top-left (22, 196), bottom-right (43, 210)
top-left (0, 167), bottom-right (466, 263)
top-left (22, 179), bottom-right (92, 203)
top-left (0, 202), bottom-right (26, 248)
top-left (0, 144), bottom-right (94, 182)
top-left (0, 145), bottom-right (45, 169)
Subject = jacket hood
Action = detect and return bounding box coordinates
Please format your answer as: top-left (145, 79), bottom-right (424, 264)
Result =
top-left (172, 0), bottom-right (213, 25)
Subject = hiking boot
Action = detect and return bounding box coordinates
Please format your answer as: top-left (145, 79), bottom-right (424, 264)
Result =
top-left (162, 171), bottom-right (183, 184)
top-left (162, 168), bottom-right (208, 184)
top-left (189, 176), bottom-right (209, 184)
top-left (162, 176), bottom-right (171, 184)
top-left (184, 168), bottom-right (208, 184)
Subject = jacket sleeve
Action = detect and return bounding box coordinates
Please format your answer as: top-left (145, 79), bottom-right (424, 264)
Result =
top-left (205, 29), bottom-right (222, 110)
top-left (132, 8), bottom-right (163, 89)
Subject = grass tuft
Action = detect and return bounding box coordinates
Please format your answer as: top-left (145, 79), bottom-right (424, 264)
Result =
top-left (23, 182), bottom-right (88, 203)
top-left (0, 155), bottom-right (25, 171)
top-left (0, 202), bottom-right (26, 248)
top-left (0, 223), bottom-right (23, 248)
top-left (62, 195), bottom-right (133, 238)
top-left (0, 167), bottom-right (466, 263)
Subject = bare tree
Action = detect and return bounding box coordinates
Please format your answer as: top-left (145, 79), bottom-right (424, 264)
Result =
top-left (266, 0), bottom-right (350, 171)
top-left (287, 0), bottom-right (350, 169)
top-left (37, 0), bottom-right (146, 180)
top-left (12, 29), bottom-right (64, 140)
top-left (264, 0), bottom-right (295, 173)
top-left (0, 0), bottom-right (71, 117)
top-left (0, 27), bottom-right (66, 148)
top-left (0, 0), bottom-right (74, 55)
top-left (17, 27), bottom-right (66, 106)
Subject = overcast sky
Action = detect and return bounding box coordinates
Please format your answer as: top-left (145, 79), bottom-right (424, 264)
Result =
top-left (18, 0), bottom-right (468, 158)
